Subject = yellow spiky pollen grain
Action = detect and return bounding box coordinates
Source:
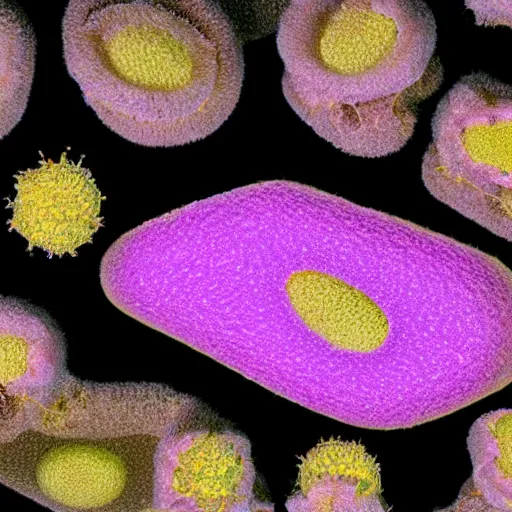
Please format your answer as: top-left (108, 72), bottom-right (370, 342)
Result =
top-left (0, 334), bottom-right (28, 386)
top-left (36, 444), bottom-right (127, 509)
top-left (105, 25), bottom-right (194, 91)
top-left (462, 121), bottom-right (512, 174)
top-left (8, 153), bottom-right (105, 257)
top-left (493, 414), bottom-right (512, 478)
top-left (319, 7), bottom-right (398, 75)
top-left (172, 433), bottom-right (245, 512)
top-left (286, 271), bottom-right (389, 353)
top-left (298, 439), bottom-right (381, 497)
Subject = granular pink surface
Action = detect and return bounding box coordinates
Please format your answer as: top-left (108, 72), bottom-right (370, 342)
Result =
top-left (63, 0), bottom-right (243, 147)
top-left (0, 0), bottom-right (35, 140)
top-left (465, 0), bottom-right (512, 28)
top-left (101, 181), bottom-right (512, 429)
top-left (468, 409), bottom-right (512, 510)
top-left (422, 73), bottom-right (512, 241)
top-left (277, 0), bottom-right (441, 157)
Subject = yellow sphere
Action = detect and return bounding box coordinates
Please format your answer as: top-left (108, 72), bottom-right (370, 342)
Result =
top-left (36, 444), bottom-right (127, 509)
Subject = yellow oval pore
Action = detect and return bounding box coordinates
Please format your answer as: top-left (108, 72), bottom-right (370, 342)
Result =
top-left (36, 444), bottom-right (127, 509)
top-left (319, 7), bottom-right (398, 75)
top-left (105, 25), bottom-right (194, 91)
top-left (0, 334), bottom-right (28, 386)
top-left (286, 271), bottom-right (388, 352)
top-left (494, 414), bottom-right (512, 477)
top-left (462, 121), bottom-right (512, 174)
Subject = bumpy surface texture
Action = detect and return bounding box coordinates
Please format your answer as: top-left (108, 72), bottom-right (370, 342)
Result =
top-left (286, 439), bottom-right (387, 512)
top-left (0, 297), bottom-right (271, 512)
top-left (101, 180), bottom-right (512, 429)
top-left (7, 152), bottom-right (105, 257)
top-left (0, 0), bottom-right (35, 140)
top-left (422, 73), bottom-right (512, 241)
top-left (63, 0), bottom-right (244, 147)
top-left (436, 479), bottom-right (501, 512)
top-left (277, 0), bottom-right (441, 157)
top-left (467, 409), bottom-right (512, 510)
top-left (217, 0), bottom-right (290, 43)
top-left (465, 0), bottom-right (512, 28)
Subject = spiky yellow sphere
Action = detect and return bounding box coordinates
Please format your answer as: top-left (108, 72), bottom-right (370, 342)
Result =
top-left (172, 433), bottom-right (245, 512)
top-left (298, 438), bottom-right (381, 497)
top-left (7, 152), bottom-right (105, 257)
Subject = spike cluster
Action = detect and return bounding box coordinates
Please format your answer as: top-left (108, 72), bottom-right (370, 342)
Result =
top-left (7, 152), bottom-right (105, 258)
top-left (0, 296), bottom-right (271, 512)
top-left (277, 0), bottom-right (442, 157)
top-left (422, 73), bottom-right (512, 242)
top-left (100, 180), bottom-right (512, 429)
top-left (0, 0), bottom-right (36, 140)
top-left (63, 0), bottom-right (244, 147)
top-left (286, 439), bottom-right (387, 512)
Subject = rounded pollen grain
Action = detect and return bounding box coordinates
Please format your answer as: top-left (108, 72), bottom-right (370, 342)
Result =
top-left (286, 271), bottom-right (389, 353)
top-left (172, 433), bottom-right (245, 510)
top-left (319, 7), bottom-right (398, 76)
top-left (299, 439), bottom-right (381, 497)
top-left (36, 444), bottom-right (127, 509)
top-left (0, 334), bottom-right (28, 386)
top-left (63, 0), bottom-right (244, 147)
top-left (277, 0), bottom-right (441, 157)
top-left (7, 152), bottom-right (104, 257)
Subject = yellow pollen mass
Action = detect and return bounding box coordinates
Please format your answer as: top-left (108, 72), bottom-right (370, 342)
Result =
top-left (172, 433), bottom-right (245, 512)
top-left (286, 271), bottom-right (389, 353)
top-left (36, 444), bottom-right (127, 509)
top-left (8, 152), bottom-right (104, 257)
top-left (298, 439), bottom-right (381, 497)
top-left (105, 25), bottom-right (194, 91)
top-left (493, 414), bottom-right (512, 478)
top-left (0, 334), bottom-right (28, 386)
top-left (319, 7), bottom-right (398, 75)
top-left (462, 121), bottom-right (512, 174)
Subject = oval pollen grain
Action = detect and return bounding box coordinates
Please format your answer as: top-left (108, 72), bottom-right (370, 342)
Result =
top-left (286, 270), bottom-right (389, 352)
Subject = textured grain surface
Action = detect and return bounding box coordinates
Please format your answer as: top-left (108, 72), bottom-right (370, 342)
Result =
top-left (63, 0), bottom-right (243, 146)
top-left (101, 180), bottom-right (512, 429)
top-left (422, 73), bottom-right (512, 241)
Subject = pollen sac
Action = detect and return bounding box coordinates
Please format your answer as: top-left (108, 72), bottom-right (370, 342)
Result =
top-left (277, 0), bottom-right (442, 157)
top-left (7, 152), bottom-right (105, 257)
top-left (465, 0), bottom-right (512, 28)
top-left (63, 0), bottom-right (244, 147)
top-left (422, 73), bottom-right (512, 242)
top-left (0, 0), bottom-right (36, 140)
top-left (100, 180), bottom-right (512, 429)
top-left (286, 439), bottom-right (388, 512)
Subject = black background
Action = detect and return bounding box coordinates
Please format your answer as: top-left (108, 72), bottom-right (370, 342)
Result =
top-left (1, 0), bottom-right (512, 510)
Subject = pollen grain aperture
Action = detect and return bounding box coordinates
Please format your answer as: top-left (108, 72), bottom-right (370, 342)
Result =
top-left (319, 7), bottom-right (397, 75)
top-left (286, 270), bottom-right (388, 353)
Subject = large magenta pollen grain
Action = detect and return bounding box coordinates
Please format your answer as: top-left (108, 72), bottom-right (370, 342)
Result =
top-left (101, 180), bottom-right (512, 429)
